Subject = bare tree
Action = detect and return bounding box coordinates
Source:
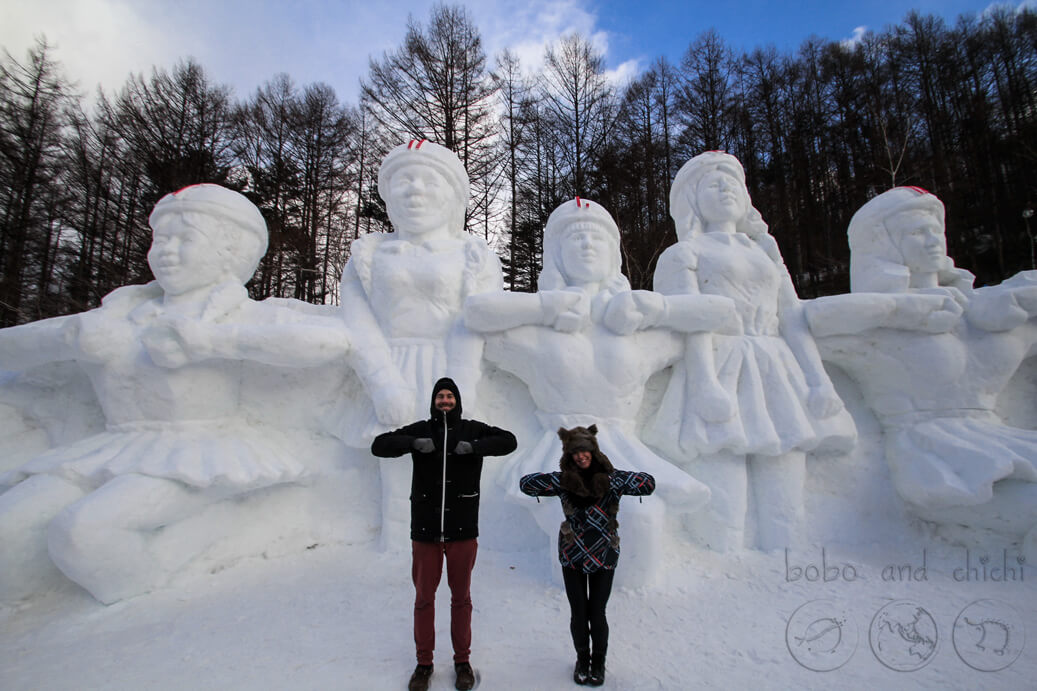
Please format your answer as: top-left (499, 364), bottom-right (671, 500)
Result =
top-left (540, 34), bottom-right (616, 196)
top-left (0, 38), bottom-right (73, 325)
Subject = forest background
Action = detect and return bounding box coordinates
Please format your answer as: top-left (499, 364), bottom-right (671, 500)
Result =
top-left (1, 3), bottom-right (1035, 326)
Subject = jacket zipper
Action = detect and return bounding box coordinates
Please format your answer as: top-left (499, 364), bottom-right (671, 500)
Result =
top-left (440, 410), bottom-right (448, 541)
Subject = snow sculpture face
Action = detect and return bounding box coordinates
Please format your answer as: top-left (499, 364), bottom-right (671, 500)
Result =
top-left (886, 207), bottom-right (947, 274)
top-left (539, 198), bottom-right (624, 291)
top-left (148, 212), bottom-right (233, 295)
top-left (695, 169), bottom-right (749, 224)
top-left (147, 184), bottom-right (268, 292)
top-left (560, 222), bottom-right (613, 285)
top-left (847, 187), bottom-right (950, 292)
top-left (669, 151), bottom-right (753, 240)
top-left (377, 140), bottom-right (470, 238)
top-left (385, 163), bottom-right (456, 236)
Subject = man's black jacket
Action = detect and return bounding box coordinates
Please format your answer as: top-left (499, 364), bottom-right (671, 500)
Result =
top-left (370, 377), bottom-right (517, 542)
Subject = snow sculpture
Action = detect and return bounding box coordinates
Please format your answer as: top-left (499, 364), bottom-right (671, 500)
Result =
top-left (806, 187), bottom-right (1037, 554)
top-left (643, 152), bottom-right (856, 552)
top-left (0, 184), bottom-right (354, 604)
top-left (336, 139), bottom-right (503, 546)
top-left (466, 198), bottom-right (734, 586)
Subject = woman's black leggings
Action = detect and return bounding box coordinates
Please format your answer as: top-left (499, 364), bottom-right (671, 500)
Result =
top-left (562, 566), bottom-right (615, 654)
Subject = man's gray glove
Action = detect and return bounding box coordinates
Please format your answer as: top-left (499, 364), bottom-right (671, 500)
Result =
top-left (453, 441), bottom-right (473, 455)
top-left (412, 438), bottom-right (435, 453)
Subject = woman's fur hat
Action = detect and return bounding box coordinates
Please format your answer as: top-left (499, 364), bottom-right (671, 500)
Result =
top-left (557, 424), bottom-right (614, 499)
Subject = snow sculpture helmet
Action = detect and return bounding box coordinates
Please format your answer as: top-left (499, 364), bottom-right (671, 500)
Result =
top-left (539, 197), bottom-right (627, 292)
top-left (378, 139), bottom-right (470, 234)
top-left (149, 184), bottom-right (268, 283)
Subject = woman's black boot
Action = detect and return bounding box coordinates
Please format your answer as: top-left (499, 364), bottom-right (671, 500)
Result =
top-left (573, 648), bottom-right (591, 685)
top-left (588, 652), bottom-right (605, 686)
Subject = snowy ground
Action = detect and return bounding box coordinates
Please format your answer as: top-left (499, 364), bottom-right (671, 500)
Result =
top-left (2, 367), bottom-right (1035, 690)
top-left (2, 514), bottom-right (1033, 690)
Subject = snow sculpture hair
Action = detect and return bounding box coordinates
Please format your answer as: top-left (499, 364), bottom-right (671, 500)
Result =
top-left (149, 184), bottom-right (268, 283)
top-left (378, 139), bottom-right (470, 234)
top-left (539, 197), bottom-right (629, 293)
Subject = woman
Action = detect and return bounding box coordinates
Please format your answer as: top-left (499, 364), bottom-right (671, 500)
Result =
top-left (644, 151), bottom-right (855, 552)
top-left (520, 424), bottom-right (655, 687)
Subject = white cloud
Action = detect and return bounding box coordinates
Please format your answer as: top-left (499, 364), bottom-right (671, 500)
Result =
top-left (605, 58), bottom-right (642, 88)
top-left (0, 0), bottom-right (639, 109)
top-left (470, 0), bottom-right (603, 75)
top-left (840, 25), bottom-right (868, 49)
top-left (995, 0), bottom-right (1036, 14)
top-left (0, 0), bottom-right (176, 101)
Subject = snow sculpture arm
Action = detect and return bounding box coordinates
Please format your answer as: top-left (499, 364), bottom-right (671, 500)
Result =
top-left (519, 471), bottom-right (562, 497)
top-left (446, 317), bottom-right (484, 409)
top-left (612, 470), bottom-right (656, 497)
top-left (773, 251), bottom-right (844, 419)
top-left (447, 240), bottom-right (507, 408)
top-left (966, 280), bottom-right (1037, 332)
top-left (139, 312), bottom-right (352, 369)
top-left (465, 290), bottom-right (585, 333)
top-left (651, 243), bottom-right (736, 423)
top-left (806, 293), bottom-right (963, 338)
top-left (0, 283), bottom-right (163, 369)
top-left (602, 290), bottom-right (740, 336)
top-left (340, 259), bottom-right (414, 427)
top-left (0, 314), bottom-right (81, 370)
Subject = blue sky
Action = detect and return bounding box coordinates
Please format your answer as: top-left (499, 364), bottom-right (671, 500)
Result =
top-left (1, 0), bottom-right (1030, 107)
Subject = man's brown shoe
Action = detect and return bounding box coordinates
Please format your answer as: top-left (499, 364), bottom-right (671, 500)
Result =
top-left (408, 664), bottom-right (433, 691)
top-left (454, 661), bottom-right (475, 690)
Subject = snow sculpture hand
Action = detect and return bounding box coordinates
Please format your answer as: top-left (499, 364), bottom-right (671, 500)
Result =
top-left (888, 294), bottom-right (963, 333)
top-left (412, 438), bottom-right (435, 453)
top-left (966, 284), bottom-right (1037, 332)
top-left (551, 289), bottom-right (591, 333)
top-left (700, 297), bottom-right (743, 336)
top-left (697, 385), bottom-right (737, 423)
top-left (141, 318), bottom-right (211, 369)
top-left (1013, 284), bottom-right (1037, 315)
top-left (807, 383), bottom-right (844, 419)
top-left (602, 291), bottom-right (672, 335)
top-left (539, 290), bottom-right (580, 328)
top-left (918, 286), bottom-right (969, 309)
top-left (141, 322), bottom-right (191, 369)
top-left (371, 380), bottom-right (416, 427)
top-left (602, 291), bottom-right (646, 335)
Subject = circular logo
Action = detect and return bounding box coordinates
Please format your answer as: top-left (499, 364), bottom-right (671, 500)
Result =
top-left (869, 600), bottom-right (938, 671)
top-left (786, 599), bottom-right (858, 672)
top-left (953, 599), bottom-right (1025, 672)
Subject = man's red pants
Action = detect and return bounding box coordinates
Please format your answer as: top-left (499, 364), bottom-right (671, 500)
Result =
top-left (412, 538), bottom-right (478, 665)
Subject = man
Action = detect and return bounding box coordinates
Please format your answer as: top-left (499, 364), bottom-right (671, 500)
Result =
top-left (371, 376), bottom-right (516, 691)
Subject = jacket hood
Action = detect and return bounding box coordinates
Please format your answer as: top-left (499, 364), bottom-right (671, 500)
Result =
top-left (429, 376), bottom-right (463, 425)
top-left (557, 424), bottom-right (614, 498)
